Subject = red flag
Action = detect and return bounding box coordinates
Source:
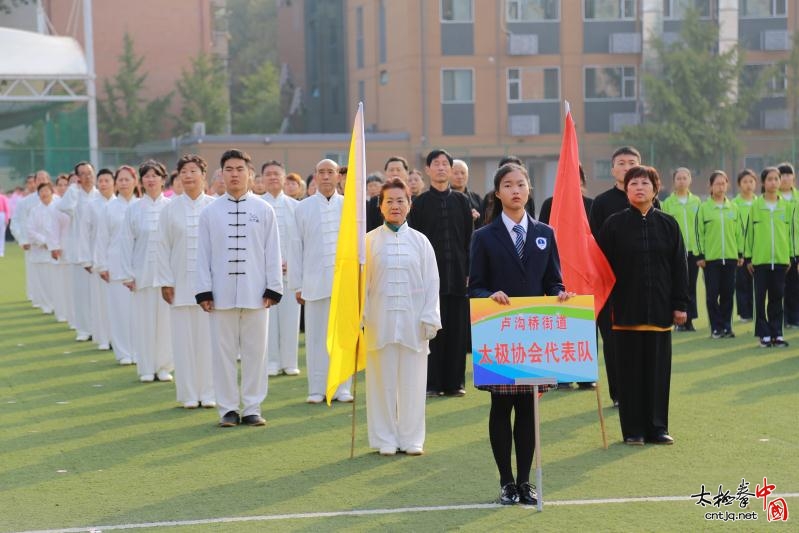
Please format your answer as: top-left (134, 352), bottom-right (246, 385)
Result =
top-left (549, 107), bottom-right (615, 318)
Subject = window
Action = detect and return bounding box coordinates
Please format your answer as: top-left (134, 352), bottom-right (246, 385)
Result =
top-left (356, 6), bottom-right (364, 69)
top-left (441, 0), bottom-right (473, 22)
top-left (663, 0), bottom-right (711, 18)
top-left (507, 0), bottom-right (559, 21)
top-left (379, 0), bottom-right (387, 63)
top-left (442, 69), bottom-right (474, 103)
top-left (585, 66), bottom-right (636, 99)
top-left (584, 0), bottom-right (635, 19)
top-left (594, 160), bottom-right (612, 180)
top-left (743, 64), bottom-right (787, 96)
top-left (739, 0), bottom-right (786, 17)
top-left (507, 68), bottom-right (559, 101)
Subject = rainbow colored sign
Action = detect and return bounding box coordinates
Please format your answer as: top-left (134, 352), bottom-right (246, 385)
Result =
top-left (470, 295), bottom-right (598, 385)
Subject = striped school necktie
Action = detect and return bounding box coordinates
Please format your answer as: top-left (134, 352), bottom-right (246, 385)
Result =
top-left (513, 224), bottom-right (525, 261)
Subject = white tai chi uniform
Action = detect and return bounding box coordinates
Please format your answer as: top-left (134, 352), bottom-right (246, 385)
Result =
top-left (196, 192), bottom-right (283, 418)
top-left (364, 223), bottom-right (441, 452)
top-left (47, 197), bottom-right (72, 323)
top-left (157, 193), bottom-right (216, 405)
top-left (120, 193), bottom-right (173, 378)
top-left (57, 184), bottom-right (100, 338)
top-left (262, 191), bottom-right (301, 375)
top-left (87, 195), bottom-right (113, 349)
top-left (95, 196), bottom-right (138, 363)
top-left (26, 202), bottom-right (57, 314)
top-left (10, 192), bottom-right (42, 306)
top-left (289, 191), bottom-right (351, 400)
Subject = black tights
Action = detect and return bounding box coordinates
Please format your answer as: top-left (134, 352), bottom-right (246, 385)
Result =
top-left (488, 393), bottom-right (535, 486)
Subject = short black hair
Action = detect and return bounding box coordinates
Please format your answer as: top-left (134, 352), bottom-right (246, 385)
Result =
top-left (96, 168), bottom-right (114, 179)
top-left (425, 149), bottom-right (453, 167)
top-left (366, 172), bottom-right (385, 184)
top-left (260, 160), bottom-right (284, 174)
top-left (498, 155), bottom-right (523, 167)
top-left (777, 162), bottom-right (795, 175)
top-left (139, 159), bottom-right (168, 179)
top-left (611, 146), bottom-right (641, 164)
top-left (74, 161), bottom-right (92, 175)
top-left (220, 149), bottom-right (252, 168)
top-left (384, 156), bottom-right (409, 172)
top-left (177, 154), bottom-right (208, 174)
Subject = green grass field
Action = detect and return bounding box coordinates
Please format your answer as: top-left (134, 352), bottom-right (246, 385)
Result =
top-left (1, 244), bottom-right (797, 532)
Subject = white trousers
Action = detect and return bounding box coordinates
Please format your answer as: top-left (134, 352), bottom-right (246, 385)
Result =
top-left (366, 345), bottom-right (428, 451)
top-left (304, 298), bottom-right (351, 398)
top-left (50, 262), bottom-right (71, 322)
top-left (170, 305), bottom-right (215, 405)
top-left (132, 286), bottom-right (173, 376)
top-left (72, 264), bottom-right (92, 336)
top-left (90, 271), bottom-right (111, 347)
top-left (209, 308), bottom-right (268, 417)
top-left (107, 280), bottom-right (135, 362)
top-left (267, 278), bottom-right (301, 372)
top-left (24, 249), bottom-right (33, 302)
top-left (0, 213), bottom-right (5, 257)
top-left (30, 260), bottom-right (53, 312)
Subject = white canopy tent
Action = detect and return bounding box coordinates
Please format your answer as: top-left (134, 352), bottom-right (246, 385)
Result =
top-left (0, 14), bottom-right (98, 166)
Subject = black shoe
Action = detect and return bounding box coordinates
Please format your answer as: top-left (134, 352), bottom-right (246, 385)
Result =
top-left (218, 411), bottom-right (240, 427)
top-left (711, 330), bottom-right (722, 339)
top-left (624, 436), bottom-right (644, 446)
top-left (577, 382), bottom-right (597, 390)
top-left (517, 482), bottom-right (538, 505)
top-left (426, 390), bottom-right (441, 398)
top-left (445, 388), bottom-right (466, 397)
top-left (648, 433), bottom-right (674, 445)
top-left (557, 382), bottom-right (573, 391)
top-left (499, 483), bottom-right (519, 505)
top-left (722, 329), bottom-right (735, 338)
top-left (772, 338), bottom-right (790, 348)
top-left (241, 414), bottom-right (266, 426)
top-left (612, 399), bottom-right (619, 408)
top-left (759, 337), bottom-right (772, 348)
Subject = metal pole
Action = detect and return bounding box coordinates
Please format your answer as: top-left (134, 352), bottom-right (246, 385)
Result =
top-left (533, 384), bottom-right (543, 512)
top-left (83, 0), bottom-right (99, 168)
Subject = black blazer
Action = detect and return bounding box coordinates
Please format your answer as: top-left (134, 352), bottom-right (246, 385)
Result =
top-left (469, 214), bottom-right (564, 298)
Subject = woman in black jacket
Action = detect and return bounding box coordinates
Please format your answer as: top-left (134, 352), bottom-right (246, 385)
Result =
top-left (598, 166), bottom-right (689, 446)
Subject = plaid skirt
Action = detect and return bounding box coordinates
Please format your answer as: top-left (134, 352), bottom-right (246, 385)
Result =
top-left (476, 384), bottom-right (554, 395)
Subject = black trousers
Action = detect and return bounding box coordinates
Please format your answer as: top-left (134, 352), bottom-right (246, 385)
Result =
top-left (597, 304), bottom-right (618, 401)
top-left (615, 330), bottom-right (671, 440)
top-left (754, 265), bottom-right (786, 339)
top-left (703, 260), bottom-right (737, 332)
top-left (784, 258), bottom-right (799, 326)
top-left (735, 264), bottom-right (754, 320)
top-left (427, 294), bottom-right (468, 393)
top-left (488, 393), bottom-right (534, 486)
top-left (686, 253), bottom-right (699, 321)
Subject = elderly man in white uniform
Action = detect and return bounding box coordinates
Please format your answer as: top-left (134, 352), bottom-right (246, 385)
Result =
top-left (26, 183), bottom-right (59, 315)
top-left (57, 162), bottom-right (99, 341)
top-left (196, 149), bottom-right (283, 427)
top-left (289, 159), bottom-right (353, 404)
top-left (120, 160), bottom-right (173, 382)
top-left (10, 170), bottom-right (51, 309)
top-left (96, 166), bottom-right (140, 365)
top-left (260, 160), bottom-right (301, 377)
top-left (364, 179), bottom-right (441, 456)
top-left (86, 169), bottom-right (115, 350)
top-left (158, 154), bottom-right (216, 409)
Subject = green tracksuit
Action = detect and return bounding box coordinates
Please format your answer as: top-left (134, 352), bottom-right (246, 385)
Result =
top-left (744, 196), bottom-right (796, 267)
top-left (695, 197), bottom-right (743, 263)
top-left (732, 194), bottom-right (756, 240)
top-left (662, 192), bottom-right (702, 254)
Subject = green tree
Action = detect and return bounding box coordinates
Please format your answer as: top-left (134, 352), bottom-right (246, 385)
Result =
top-left (233, 61), bottom-right (282, 134)
top-left (174, 53), bottom-right (229, 135)
top-left (97, 32), bottom-right (172, 147)
top-left (618, 10), bottom-right (767, 172)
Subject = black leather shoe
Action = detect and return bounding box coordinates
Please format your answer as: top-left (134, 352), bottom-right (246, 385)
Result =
top-left (445, 388), bottom-right (466, 397)
top-left (624, 436), bottom-right (644, 446)
top-left (241, 414), bottom-right (266, 426)
top-left (499, 483), bottom-right (519, 505)
top-left (649, 433), bottom-right (674, 445)
top-left (517, 482), bottom-right (538, 505)
top-left (218, 411), bottom-right (240, 427)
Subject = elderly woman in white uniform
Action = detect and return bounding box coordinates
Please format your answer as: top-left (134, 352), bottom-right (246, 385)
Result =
top-left (157, 154), bottom-right (216, 409)
top-left (96, 166), bottom-right (139, 365)
top-left (119, 160), bottom-right (173, 382)
top-left (364, 178), bottom-right (441, 456)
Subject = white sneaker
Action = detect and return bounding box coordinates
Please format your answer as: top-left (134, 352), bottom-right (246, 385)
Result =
top-left (334, 393), bottom-right (354, 403)
top-left (75, 332), bottom-right (91, 342)
top-left (97, 344), bottom-right (111, 351)
top-left (283, 368), bottom-right (301, 376)
top-left (156, 371), bottom-right (173, 382)
top-left (140, 374), bottom-right (155, 382)
top-left (119, 358), bottom-right (133, 366)
top-left (306, 394), bottom-right (324, 404)
top-left (404, 446), bottom-right (424, 456)
top-left (201, 400), bottom-right (216, 408)
top-left (183, 401), bottom-right (199, 409)
top-left (42, 307), bottom-right (53, 315)
top-left (267, 368), bottom-right (280, 377)
top-left (379, 447), bottom-right (397, 456)
top-left (56, 316), bottom-right (67, 323)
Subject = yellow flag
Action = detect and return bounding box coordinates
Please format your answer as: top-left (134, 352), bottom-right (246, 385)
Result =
top-left (326, 103), bottom-right (367, 404)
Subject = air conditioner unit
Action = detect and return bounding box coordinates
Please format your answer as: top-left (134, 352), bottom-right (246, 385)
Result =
top-left (610, 113), bottom-right (639, 133)
top-left (609, 33), bottom-right (642, 53)
top-left (763, 109), bottom-right (789, 130)
top-left (509, 115), bottom-right (540, 136)
top-left (762, 30), bottom-right (789, 51)
top-left (508, 34), bottom-right (538, 55)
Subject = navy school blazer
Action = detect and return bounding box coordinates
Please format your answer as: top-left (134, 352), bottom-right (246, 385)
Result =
top-left (468, 214), bottom-right (565, 299)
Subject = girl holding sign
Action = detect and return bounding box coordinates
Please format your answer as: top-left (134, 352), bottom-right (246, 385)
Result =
top-left (469, 163), bottom-right (571, 506)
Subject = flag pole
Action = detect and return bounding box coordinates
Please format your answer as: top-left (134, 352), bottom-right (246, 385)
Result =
top-left (349, 348), bottom-right (358, 459)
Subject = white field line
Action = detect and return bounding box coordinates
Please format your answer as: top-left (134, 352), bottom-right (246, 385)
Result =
top-left (17, 493), bottom-right (799, 533)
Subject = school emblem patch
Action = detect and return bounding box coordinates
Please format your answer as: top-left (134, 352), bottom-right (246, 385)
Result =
top-left (535, 237), bottom-right (547, 250)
